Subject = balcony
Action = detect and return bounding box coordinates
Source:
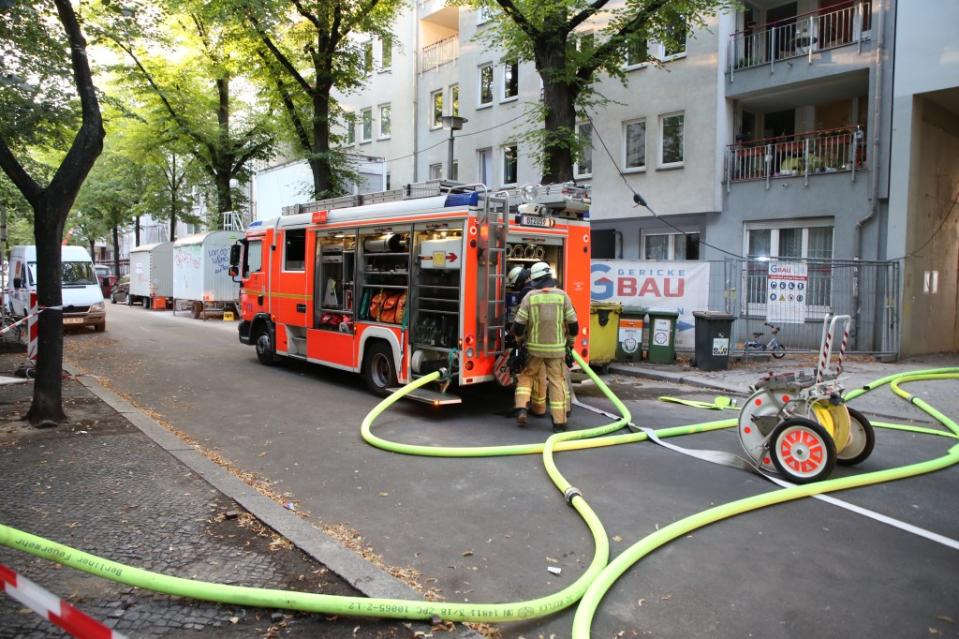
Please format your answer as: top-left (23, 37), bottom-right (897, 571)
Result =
top-left (725, 126), bottom-right (865, 189)
top-left (420, 35), bottom-right (458, 73)
top-left (728, 2), bottom-right (872, 88)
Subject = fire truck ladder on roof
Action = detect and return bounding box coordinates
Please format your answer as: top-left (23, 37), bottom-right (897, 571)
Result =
top-left (477, 190), bottom-right (510, 360)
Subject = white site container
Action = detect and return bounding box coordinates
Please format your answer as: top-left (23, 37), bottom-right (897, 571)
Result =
top-left (172, 231), bottom-right (242, 304)
top-left (129, 242), bottom-right (173, 302)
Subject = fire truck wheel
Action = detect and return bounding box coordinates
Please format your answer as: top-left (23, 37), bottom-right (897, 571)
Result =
top-left (255, 326), bottom-right (278, 366)
top-left (363, 341), bottom-right (397, 397)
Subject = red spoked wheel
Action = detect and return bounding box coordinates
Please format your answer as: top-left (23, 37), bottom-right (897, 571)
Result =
top-left (770, 417), bottom-right (837, 484)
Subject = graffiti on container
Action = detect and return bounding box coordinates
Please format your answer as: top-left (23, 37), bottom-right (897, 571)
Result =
top-left (208, 247), bottom-right (230, 274)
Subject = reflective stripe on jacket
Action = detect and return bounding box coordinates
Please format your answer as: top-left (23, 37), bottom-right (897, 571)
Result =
top-left (514, 287), bottom-right (577, 358)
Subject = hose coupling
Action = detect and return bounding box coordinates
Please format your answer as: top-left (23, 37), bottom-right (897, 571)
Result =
top-left (564, 486), bottom-right (583, 505)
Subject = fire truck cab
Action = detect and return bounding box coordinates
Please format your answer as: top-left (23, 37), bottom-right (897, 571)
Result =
top-left (234, 181), bottom-right (592, 403)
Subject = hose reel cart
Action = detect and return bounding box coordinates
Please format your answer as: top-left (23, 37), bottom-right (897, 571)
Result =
top-left (737, 315), bottom-right (876, 483)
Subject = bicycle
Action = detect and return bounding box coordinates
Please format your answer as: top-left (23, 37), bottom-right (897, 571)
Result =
top-left (744, 322), bottom-right (786, 359)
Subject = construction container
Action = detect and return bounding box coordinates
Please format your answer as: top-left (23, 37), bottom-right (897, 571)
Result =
top-left (173, 231), bottom-right (242, 318)
top-left (589, 301), bottom-right (622, 371)
top-left (129, 242), bottom-right (173, 308)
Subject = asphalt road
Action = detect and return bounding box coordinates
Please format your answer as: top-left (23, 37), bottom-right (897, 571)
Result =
top-left (64, 304), bottom-right (959, 638)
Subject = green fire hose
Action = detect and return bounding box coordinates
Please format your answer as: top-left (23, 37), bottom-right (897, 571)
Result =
top-left (0, 360), bottom-right (956, 635)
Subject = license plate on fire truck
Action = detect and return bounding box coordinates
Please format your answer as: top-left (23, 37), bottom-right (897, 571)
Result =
top-left (518, 214), bottom-right (555, 228)
top-left (64, 318), bottom-right (84, 325)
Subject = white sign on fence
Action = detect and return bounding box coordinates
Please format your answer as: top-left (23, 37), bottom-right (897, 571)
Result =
top-left (590, 260), bottom-right (711, 349)
top-left (767, 261), bottom-right (808, 323)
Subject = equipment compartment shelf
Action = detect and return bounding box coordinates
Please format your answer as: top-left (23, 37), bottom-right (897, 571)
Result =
top-left (365, 252), bottom-right (410, 257)
top-left (365, 271), bottom-right (409, 275)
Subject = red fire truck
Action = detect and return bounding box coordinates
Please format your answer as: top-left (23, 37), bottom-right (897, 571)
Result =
top-left (233, 182), bottom-right (592, 403)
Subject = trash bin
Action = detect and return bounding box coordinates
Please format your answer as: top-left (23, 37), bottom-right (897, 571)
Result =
top-left (692, 311), bottom-right (735, 371)
top-left (615, 306), bottom-right (646, 363)
top-left (589, 301), bottom-right (622, 370)
top-left (645, 310), bottom-right (679, 364)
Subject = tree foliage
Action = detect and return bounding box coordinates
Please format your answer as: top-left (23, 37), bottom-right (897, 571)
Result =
top-left (454, 0), bottom-right (728, 182)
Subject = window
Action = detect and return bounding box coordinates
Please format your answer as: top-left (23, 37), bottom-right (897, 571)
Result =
top-left (451, 160), bottom-right (459, 181)
top-left (363, 41), bottom-right (373, 75)
top-left (663, 18), bottom-right (687, 58)
top-left (643, 232), bottom-right (700, 260)
top-left (575, 123), bottom-right (593, 177)
top-left (576, 31), bottom-right (596, 54)
top-left (345, 113), bottom-right (356, 145)
top-left (246, 239), bottom-right (262, 275)
top-left (449, 84), bottom-right (460, 117)
top-left (429, 163), bottom-right (443, 180)
top-left (502, 59), bottom-right (518, 100)
top-left (284, 229), bottom-right (306, 271)
top-left (431, 90), bottom-right (443, 128)
top-left (477, 6), bottom-right (492, 24)
top-left (660, 113), bottom-right (684, 166)
top-left (361, 108), bottom-right (373, 142)
top-left (744, 223), bottom-right (834, 308)
top-left (591, 229), bottom-right (616, 259)
top-left (478, 64), bottom-right (493, 106)
top-left (477, 148), bottom-right (492, 184)
top-left (624, 119), bottom-right (646, 170)
top-left (379, 104), bottom-right (391, 139)
top-left (381, 36), bottom-right (392, 70)
top-left (625, 37), bottom-right (649, 68)
top-left (502, 144), bottom-right (518, 185)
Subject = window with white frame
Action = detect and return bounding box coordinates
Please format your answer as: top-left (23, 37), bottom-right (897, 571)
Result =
top-left (502, 59), bottom-right (518, 100)
top-left (429, 163), bottom-right (443, 180)
top-left (576, 31), bottom-right (595, 54)
top-left (663, 17), bottom-right (687, 58)
top-left (502, 144), bottom-right (518, 185)
top-left (345, 112), bottom-right (356, 145)
top-left (477, 148), bottom-right (492, 184)
top-left (476, 6), bottom-right (493, 24)
top-left (449, 84), bottom-right (460, 117)
top-left (624, 37), bottom-right (649, 68)
top-left (361, 108), bottom-right (372, 142)
top-left (744, 222), bottom-right (834, 310)
top-left (381, 35), bottom-right (392, 70)
top-left (431, 90), bottom-right (443, 129)
top-left (363, 41), bottom-right (373, 75)
top-left (643, 232), bottom-right (700, 260)
top-left (478, 64), bottom-right (493, 106)
top-left (378, 104), bottom-right (391, 139)
top-left (624, 119), bottom-right (646, 170)
top-left (575, 122), bottom-right (593, 177)
top-left (659, 112), bottom-right (684, 167)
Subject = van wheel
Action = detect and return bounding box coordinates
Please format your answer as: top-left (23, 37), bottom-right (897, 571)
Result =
top-left (255, 326), bottom-right (277, 366)
top-left (363, 342), bottom-right (397, 397)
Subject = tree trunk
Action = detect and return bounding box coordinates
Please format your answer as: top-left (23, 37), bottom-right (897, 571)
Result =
top-left (214, 76), bottom-right (233, 215)
top-left (112, 225), bottom-right (120, 277)
top-left (310, 79), bottom-right (333, 198)
top-left (169, 153), bottom-right (178, 241)
top-left (27, 204), bottom-right (67, 426)
top-left (215, 170), bottom-right (232, 217)
top-left (135, 215), bottom-right (140, 245)
top-left (539, 76), bottom-right (578, 184)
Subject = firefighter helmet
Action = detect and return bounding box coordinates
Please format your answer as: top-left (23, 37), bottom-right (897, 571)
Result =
top-left (529, 261), bottom-right (552, 281)
top-left (508, 266), bottom-right (525, 287)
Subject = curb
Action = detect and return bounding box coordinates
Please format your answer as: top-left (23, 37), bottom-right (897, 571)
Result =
top-left (607, 363), bottom-right (748, 396)
top-left (64, 363), bottom-right (481, 639)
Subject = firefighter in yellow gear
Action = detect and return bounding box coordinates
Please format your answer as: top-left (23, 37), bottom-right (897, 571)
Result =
top-left (512, 262), bottom-right (579, 432)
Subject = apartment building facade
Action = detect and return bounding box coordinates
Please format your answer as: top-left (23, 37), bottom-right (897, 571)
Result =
top-left (313, 0), bottom-right (954, 355)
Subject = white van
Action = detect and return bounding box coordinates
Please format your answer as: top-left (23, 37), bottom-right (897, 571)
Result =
top-left (5, 245), bottom-right (106, 331)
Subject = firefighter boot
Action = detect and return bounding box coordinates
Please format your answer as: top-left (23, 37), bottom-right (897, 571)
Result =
top-left (516, 408), bottom-right (528, 427)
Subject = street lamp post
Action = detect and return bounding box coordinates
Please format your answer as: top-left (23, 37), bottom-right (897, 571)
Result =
top-left (441, 115), bottom-right (468, 181)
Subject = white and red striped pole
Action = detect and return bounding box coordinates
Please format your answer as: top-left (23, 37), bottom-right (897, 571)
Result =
top-left (27, 291), bottom-right (38, 363)
top-left (816, 320), bottom-right (832, 384)
top-left (0, 563), bottom-right (127, 639)
top-left (835, 321), bottom-right (850, 376)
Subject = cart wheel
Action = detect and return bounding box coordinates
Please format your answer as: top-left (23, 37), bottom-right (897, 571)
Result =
top-left (837, 407), bottom-right (875, 466)
top-left (770, 343), bottom-right (786, 359)
top-left (770, 417), bottom-right (836, 484)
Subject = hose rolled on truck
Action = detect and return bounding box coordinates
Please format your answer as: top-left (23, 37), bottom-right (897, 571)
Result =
top-left (1, 361), bottom-right (957, 636)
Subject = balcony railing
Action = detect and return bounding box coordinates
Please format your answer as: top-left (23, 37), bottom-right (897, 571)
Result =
top-left (729, 1), bottom-right (872, 75)
top-left (420, 36), bottom-right (459, 73)
top-left (725, 126), bottom-right (865, 189)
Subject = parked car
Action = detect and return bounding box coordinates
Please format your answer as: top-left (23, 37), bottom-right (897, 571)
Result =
top-left (111, 274), bottom-right (131, 304)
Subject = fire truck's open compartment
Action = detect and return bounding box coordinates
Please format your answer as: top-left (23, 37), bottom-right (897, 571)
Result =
top-left (356, 227), bottom-right (410, 325)
top-left (506, 236), bottom-right (564, 287)
top-left (410, 222), bottom-right (464, 377)
top-left (314, 231), bottom-right (357, 332)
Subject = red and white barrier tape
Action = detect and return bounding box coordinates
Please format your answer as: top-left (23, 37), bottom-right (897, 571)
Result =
top-left (0, 563), bottom-right (127, 639)
top-left (0, 313), bottom-right (31, 336)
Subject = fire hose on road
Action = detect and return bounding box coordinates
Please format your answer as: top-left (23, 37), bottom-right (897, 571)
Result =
top-left (1, 356), bottom-right (957, 637)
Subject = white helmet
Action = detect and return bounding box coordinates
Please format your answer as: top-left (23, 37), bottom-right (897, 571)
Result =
top-left (508, 266), bottom-right (525, 287)
top-left (529, 261), bottom-right (552, 281)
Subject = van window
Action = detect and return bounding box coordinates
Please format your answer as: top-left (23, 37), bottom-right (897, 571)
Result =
top-left (247, 240), bottom-right (263, 274)
top-left (62, 261), bottom-right (98, 285)
top-left (284, 230), bottom-right (306, 271)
